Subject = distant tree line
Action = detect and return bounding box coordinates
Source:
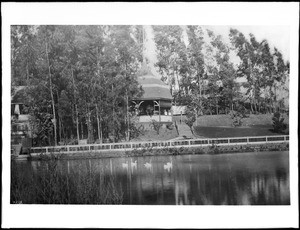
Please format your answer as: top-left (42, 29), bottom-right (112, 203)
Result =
top-left (11, 25), bottom-right (144, 146)
top-left (153, 26), bottom-right (289, 116)
top-left (11, 25), bottom-right (289, 146)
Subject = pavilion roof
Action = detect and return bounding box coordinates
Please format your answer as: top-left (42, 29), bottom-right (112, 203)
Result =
top-left (135, 65), bottom-right (172, 101)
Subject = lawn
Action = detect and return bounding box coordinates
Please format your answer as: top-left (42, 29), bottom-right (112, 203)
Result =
top-left (193, 125), bottom-right (288, 138)
top-left (130, 124), bottom-right (178, 142)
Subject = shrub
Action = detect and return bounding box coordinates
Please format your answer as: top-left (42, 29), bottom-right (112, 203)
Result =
top-left (149, 120), bottom-right (163, 134)
top-left (130, 123), bottom-right (145, 139)
top-left (166, 123), bottom-right (174, 130)
top-left (272, 112), bottom-right (287, 133)
top-left (229, 104), bottom-right (249, 127)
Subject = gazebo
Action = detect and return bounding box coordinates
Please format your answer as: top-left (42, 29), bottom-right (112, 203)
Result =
top-left (132, 65), bottom-right (173, 123)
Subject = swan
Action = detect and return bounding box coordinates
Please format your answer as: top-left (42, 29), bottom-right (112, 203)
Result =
top-left (144, 159), bottom-right (152, 171)
top-left (164, 159), bottom-right (173, 172)
top-left (131, 159), bottom-right (137, 169)
top-left (122, 161), bottom-right (128, 170)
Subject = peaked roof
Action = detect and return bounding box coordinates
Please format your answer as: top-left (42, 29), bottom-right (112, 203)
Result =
top-left (135, 63), bottom-right (172, 101)
top-left (11, 86), bottom-right (27, 104)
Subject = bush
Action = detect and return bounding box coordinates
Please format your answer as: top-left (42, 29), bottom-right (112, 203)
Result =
top-left (130, 123), bottom-right (145, 139)
top-left (149, 120), bottom-right (163, 134)
top-left (272, 112), bottom-right (287, 133)
top-left (166, 123), bottom-right (174, 130)
top-left (229, 104), bottom-right (249, 127)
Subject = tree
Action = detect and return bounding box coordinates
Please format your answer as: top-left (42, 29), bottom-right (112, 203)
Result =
top-left (206, 29), bottom-right (240, 114)
top-left (153, 25), bottom-right (189, 99)
top-left (229, 29), bottom-right (289, 114)
top-left (185, 107), bottom-right (196, 133)
top-left (185, 26), bottom-right (206, 115)
top-left (12, 25), bottom-right (143, 146)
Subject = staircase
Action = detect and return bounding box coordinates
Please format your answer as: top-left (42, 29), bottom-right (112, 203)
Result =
top-left (174, 121), bottom-right (194, 139)
top-left (11, 144), bottom-right (22, 156)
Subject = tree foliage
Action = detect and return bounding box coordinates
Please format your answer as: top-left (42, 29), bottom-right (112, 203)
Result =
top-left (12, 25), bottom-right (290, 146)
top-left (12, 25), bottom-right (143, 146)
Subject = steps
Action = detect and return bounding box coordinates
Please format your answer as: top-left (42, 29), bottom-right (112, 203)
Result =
top-left (175, 122), bottom-right (194, 139)
top-left (11, 144), bottom-right (22, 156)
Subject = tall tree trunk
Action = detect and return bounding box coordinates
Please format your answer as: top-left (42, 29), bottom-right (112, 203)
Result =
top-left (198, 74), bottom-right (202, 115)
top-left (126, 92), bottom-right (130, 141)
top-left (57, 91), bottom-right (61, 144)
top-left (175, 71), bottom-right (180, 92)
top-left (46, 42), bottom-right (57, 146)
top-left (71, 68), bottom-right (80, 144)
top-left (80, 120), bottom-right (84, 140)
top-left (112, 85), bottom-right (115, 143)
top-left (86, 106), bottom-right (93, 143)
top-left (59, 116), bottom-right (62, 144)
top-left (216, 97), bottom-right (219, 115)
top-left (250, 101), bottom-right (254, 114)
top-left (26, 63), bottom-right (30, 85)
top-left (96, 104), bottom-right (102, 143)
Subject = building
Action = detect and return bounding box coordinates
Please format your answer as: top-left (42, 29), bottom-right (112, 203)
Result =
top-left (11, 86), bottom-right (32, 155)
top-left (132, 64), bottom-right (173, 123)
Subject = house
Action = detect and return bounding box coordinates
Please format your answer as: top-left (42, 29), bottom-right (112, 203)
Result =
top-left (11, 86), bottom-right (32, 155)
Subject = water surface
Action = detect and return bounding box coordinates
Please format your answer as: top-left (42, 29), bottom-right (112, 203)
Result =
top-left (23, 151), bottom-right (290, 205)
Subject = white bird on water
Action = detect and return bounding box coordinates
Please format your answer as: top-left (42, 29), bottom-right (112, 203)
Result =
top-left (131, 159), bottom-right (137, 169)
top-left (164, 159), bottom-right (173, 172)
top-left (122, 161), bottom-right (129, 170)
top-left (144, 159), bottom-right (152, 171)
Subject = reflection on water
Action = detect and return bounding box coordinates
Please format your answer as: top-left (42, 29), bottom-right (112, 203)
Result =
top-left (27, 151), bottom-right (289, 205)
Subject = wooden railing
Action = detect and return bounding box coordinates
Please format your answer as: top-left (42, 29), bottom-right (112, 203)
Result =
top-left (30, 135), bottom-right (289, 156)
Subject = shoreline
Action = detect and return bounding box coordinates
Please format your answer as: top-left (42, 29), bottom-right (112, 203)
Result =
top-left (19, 142), bottom-right (289, 161)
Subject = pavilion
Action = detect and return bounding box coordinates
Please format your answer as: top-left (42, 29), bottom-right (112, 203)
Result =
top-left (132, 64), bottom-right (173, 123)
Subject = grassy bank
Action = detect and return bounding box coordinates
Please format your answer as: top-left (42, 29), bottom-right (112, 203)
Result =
top-left (193, 114), bottom-right (289, 127)
top-left (130, 124), bottom-right (178, 142)
top-left (190, 114), bottom-right (289, 138)
top-left (193, 125), bottom-right (287, 138)
top-left (11, 160), bottom-right (123, 204)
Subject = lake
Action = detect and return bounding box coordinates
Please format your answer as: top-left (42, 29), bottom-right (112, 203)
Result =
top-left (12, 151), bottom-right (290, 205)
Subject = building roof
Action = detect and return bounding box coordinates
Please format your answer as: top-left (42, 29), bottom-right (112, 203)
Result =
top-left (11, 86), bottom-right (26, 104)
top-left (135, 64), bottom-right (173, 101)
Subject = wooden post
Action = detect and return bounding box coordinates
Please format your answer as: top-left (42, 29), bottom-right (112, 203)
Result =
top-left (158, 100), bottom-right (161, 123)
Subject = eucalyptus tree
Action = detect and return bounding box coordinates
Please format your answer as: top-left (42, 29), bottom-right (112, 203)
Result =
top-left (229, 29), bottom-right (264, 113)
top-left (184, 25), bottom-right (206, 115)
top-left (12, 25), bottom-right (146, 145)
top-left (11, 25), bottom-right (38, 86)
top-left (153, 25), bottom-right (188, 98)
top-left (104, 25), bottom-right (142, 141)
top-left (229, 28), bottom-right (289, 114)
top-left (272, 48), bottom-right (289, 111)
top-left (206, 29), bottom-right (240, 114)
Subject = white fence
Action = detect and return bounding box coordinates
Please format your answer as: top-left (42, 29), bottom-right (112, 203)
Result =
top-left (30, 135), bottom-right (289, 156)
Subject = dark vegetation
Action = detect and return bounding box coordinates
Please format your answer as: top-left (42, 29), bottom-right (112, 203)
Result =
top-left (272, 112), bottom-right (288, 134)
top-left (11, 159), bottom-right (123, 204)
